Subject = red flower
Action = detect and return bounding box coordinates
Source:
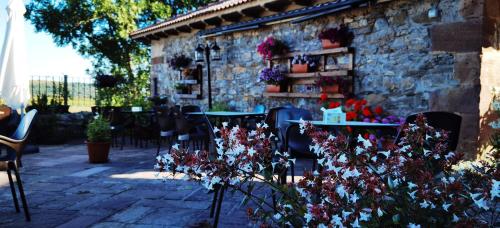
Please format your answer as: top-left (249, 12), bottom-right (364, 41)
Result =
top-left (346, 98), bottom-right (356, 107)
top-left (346, 126), bottom-right (352, 133)
top-left (329, 101), bottom-right (341, 109)
top-left (354, 103), bottom-right (362, 112)
top-left (346, 111), bottom-right (357, 121)
top-left (374, 106), bottom-right (383, 115)
top-left (363, 133), bottom-right (370, 139)
top-left (320, 93), bottom-right (328, 101)
top-left (362, 107), bottom-right (372, 117)
top-left (360, 99), bottom-right (367, 105)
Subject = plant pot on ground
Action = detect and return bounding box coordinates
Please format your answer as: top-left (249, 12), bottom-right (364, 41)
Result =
top-left (86, 116), bottom-right (111, 163)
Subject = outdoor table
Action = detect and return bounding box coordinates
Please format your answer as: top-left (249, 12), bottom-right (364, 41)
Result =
top-left (186, 111), bottom-right (266, 117)
top-left (186, 111), bottom-right (266, 128)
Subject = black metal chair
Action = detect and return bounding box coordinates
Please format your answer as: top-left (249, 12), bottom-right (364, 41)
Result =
top-left (395, 111), bottom-right (462, 151)
top-left (276, 108), bottom-right (314, 183)
top-left (156, 106), bottom-right (177, 156)
top-left (109, 107), bottom-right (128, 150)
top-left (0, 109), bottom-right (38, 221)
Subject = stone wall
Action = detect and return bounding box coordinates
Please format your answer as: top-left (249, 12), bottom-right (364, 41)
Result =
top-left (31, 112), bottom-right (93, 144)
top-left (150, 0), bottom-right (485, 156)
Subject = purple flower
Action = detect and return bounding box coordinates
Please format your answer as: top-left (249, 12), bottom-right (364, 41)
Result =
top-left (363, 118), bottom-right (371, 123)
top-left (259, 66), bottom-right (284, 85)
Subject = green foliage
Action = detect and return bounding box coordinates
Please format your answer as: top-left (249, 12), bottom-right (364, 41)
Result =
top-left (87, 116), bottom-right (111, 143)
top-left (25, 0), bottom-right (215, 107)
top-left (210, 101), bottom-right (231, 112)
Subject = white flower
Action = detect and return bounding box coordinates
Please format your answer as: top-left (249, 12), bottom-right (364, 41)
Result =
top-left (408, 223), bottom-right (421, 228)
top-left (408, 182), bottom-right (417, 190)
top-left (337, 154), bottom-right (348, 163)
top-left (350, 193), bottom-right (359, 203)
top-left (423, 149), bottom-right (431, 157)
top-left (433, 154), bottom-right (441, 160)
top-left (273, 213), bottom-right (282, 220)
top-left (330, 214), bottom-right (343, 226)
top-left (336, 184), bottom-right (348, 199)
top-left (378, 150), bottom-right (391, 158)
top-left (452, 214), bottom-right (459, 222)
top-left (359, 211), bottom-right (371, 221)
top-left (350, 218), bottom-right (361, 228)
top-left (247, 148), bottom-right (256, 156)
top-left (172, 144), bottom-right (180, 150)
top-left (342, 210), bottom-right (352, 220)
top-left (408, 190), bottom-right (417, 200)
top-left (357, 134), bottom-right (372, 148)
top-left (304, 212), bottom-right (313, 223)
top-left (222, 122), bottom-right (228, 127)
top-left (445, 152), bottom-right (455, 160)
top-left (419, 200), bottom-right (430, 208)
top-left (377, 208), bottom-right (383, 217)
top-left (442, 202), bottom-right (451, 212)
top-left (491, 180), bottom-right (499, 199)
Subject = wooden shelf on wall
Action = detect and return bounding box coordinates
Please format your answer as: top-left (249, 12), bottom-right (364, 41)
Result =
top-left (285, 70), bottom-right (350, 78)
top-left (272, 47), bottom-right (351, 60)
top-left (177, 79), bottom-right (199, 85)
top-left (176, 94), bottom-right (200, 99)
top-left (263, 92), bottom-right (344, 99)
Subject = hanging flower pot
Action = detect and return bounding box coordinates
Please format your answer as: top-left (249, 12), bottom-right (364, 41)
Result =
top-left (321, 39), bottom-right (341, 49)
top-left (321, 84), bottom-right (339, 93)
top-left (266, 84), bottom-right (281, 93)
top-left (291, 64), bottom-right (309, 73)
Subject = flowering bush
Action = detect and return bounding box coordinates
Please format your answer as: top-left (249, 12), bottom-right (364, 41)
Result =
top-left (257, 37), bottom-right (288, 60)
top-left (155, 116), bottom-right (498, 227)
top-left (259, 66), bottom-right (284, 85)
top-left (343, 98), bottom-right (404, 124)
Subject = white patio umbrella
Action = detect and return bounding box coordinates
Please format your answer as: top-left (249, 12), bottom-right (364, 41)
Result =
top-left (0, 0), bottom-right (30, 112)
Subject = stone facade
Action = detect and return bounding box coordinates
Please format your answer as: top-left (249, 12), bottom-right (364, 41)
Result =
top-left (150, 0), bottom-right (490, 156)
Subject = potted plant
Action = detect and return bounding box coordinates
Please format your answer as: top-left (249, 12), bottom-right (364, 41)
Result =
top-left (257, 36), bottom-right (288, 60)
top-left (318, 24), bottom-right (354, 49)
top-left (315, 75), bottom-right (342, 93)
top-left (291, 54), bottom-right (319, 73)
top-left (174, 83), bottom-right (189, 94)
top-left (168, 54), bottom-right (192, 70)
top-left (259, 66), bottom-right (284, 93)
top-left (86, 116), bottom-right (111, 163)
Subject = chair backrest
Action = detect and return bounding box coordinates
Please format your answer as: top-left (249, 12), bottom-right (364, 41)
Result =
top-left (285, 124), bottom-right (313, 157)
top-left (276, 108), bottom-right (313, 143)
top-left (395, 111), bottom-right (462, 151)
top-left (181, 105), bottom-right (201, 114)
top-left (253, 104), bottom-right (266, 113)
top-left (11, 110), bottom-right (38, 141)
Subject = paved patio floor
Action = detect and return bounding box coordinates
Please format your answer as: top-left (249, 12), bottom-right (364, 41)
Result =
top-left (0, 144), bottom-right (263, 228)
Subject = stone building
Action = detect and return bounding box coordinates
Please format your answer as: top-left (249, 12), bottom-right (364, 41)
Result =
top-left (131, 0), bottom-right (500, 156)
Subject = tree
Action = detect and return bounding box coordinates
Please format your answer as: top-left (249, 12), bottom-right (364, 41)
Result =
top-left (26, 0), bottom-right (214, 106)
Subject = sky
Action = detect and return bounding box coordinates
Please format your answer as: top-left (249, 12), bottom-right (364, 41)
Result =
top-left (0, 0), bottom-right (93, 79)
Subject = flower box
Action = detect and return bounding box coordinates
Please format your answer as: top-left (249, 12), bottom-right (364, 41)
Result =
top-left (291, 64), bottom-right (309, 73)
top-left (266, 84), bottom-right (281, 93)
top-left (320, 84), bottom-right (339, 93)
top-left (321, 39), bottom-right (341, 49)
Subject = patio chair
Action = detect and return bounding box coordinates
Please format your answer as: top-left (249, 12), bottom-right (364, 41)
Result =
top-left (156, 106), bottom-right (177, 156)
top-left (0, 109), bottom-right (37, 221)
top-left (109, 107), bottom-right (128, 150)
top-left (277, 108), bottom-right (313, 183)
top-left (173, 108), bottom-right (205, 150)
top-left (395, 111), bottom-right (462, 151)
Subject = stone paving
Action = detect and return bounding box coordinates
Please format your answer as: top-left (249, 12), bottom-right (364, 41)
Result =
top-left (0, 144), bottom-right (263, 228)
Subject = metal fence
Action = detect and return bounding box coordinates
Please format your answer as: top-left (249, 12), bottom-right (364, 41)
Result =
top-left (30, 75), bottom-right (96, 107)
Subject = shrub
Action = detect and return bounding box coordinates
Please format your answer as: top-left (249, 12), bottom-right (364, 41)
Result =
top-left (86, 116), bottom-right (111, 143)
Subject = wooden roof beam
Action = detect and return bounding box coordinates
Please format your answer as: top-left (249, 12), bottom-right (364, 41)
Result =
top-left (157, 31), bottom-right (169, 38)
top-left (165, 29), bottom-right (178, 35)
top-left (176, 25), bottom-right (192, 33)
top-left (263, 0), bottom-right (292, 12)
top-left (292, 0), bottom-right (315, 6)
top-left (221, 11), bottom-right (243, 22)
top-left (241, 6), bottom-right (266, 18)
top-left (204, 16), bottom-right (223, 26)
top-left (189, 21), bottom-right (207, 30)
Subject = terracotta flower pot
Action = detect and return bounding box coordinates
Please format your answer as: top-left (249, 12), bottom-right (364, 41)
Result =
top-left (291, 64), bottom-right (308, 73)
top-left (86, 141), bottom-right (111, 163)
top-left (321, 39), bottom-right (341, 49)
top-left (266, 84), bottom-right (281, 93)
top-left (321, 84), bottom-right (339, 93)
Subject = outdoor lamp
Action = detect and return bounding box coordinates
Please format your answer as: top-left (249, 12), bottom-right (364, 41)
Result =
top-left (210, 41), bottom-right (221, 61)
top-left (195, 44), bottom-right (205, 62)
top-left (428, 5), bottom-right (439, 18)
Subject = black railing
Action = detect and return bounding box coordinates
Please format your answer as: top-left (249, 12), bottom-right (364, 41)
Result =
top-left (30, 75), bottom-right (96, 107)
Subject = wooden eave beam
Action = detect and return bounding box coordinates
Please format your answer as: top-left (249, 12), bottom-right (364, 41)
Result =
top-left (241, 6), bottom-right (266, 18)
top-left (263, 0), bottom-right (292, 12)
top-left (176, 25), bottom-right (192, 33)
top-left (204, 17), bottom-right (223, 26)
top-left (157, 31), bottom-right (169, 38)
top-left (166, 29), bottom-right (179, 35)
top-left (292, 0), bottom-right (315, 6)
top-left (221, 12), bottom-right (243, 22)
top-left (189, 21), bottom-right (207, 30)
